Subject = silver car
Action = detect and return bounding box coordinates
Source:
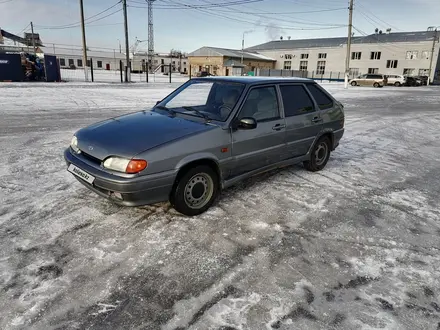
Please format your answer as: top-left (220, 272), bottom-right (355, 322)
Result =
top-left (64, 77), bottom-right (345, 216)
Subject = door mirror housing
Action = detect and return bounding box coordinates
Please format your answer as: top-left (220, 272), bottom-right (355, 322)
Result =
top-left (155, 100), bottom-right (160, 105)
top-left (238, 117), bottom-right (257, 130)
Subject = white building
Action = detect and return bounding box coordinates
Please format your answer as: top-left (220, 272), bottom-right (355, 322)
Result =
top-left (132, 52), bottom-right (188, 74)
top-left (246, 30), bottom-right (440, 82)
top-left (39, 46), bottom-right (128, 71)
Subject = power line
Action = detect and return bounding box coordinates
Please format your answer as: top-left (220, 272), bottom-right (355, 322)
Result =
top-left (357, 2), bottom-right (401, 31)
top-left (34, 1), bottom-right (122, 29)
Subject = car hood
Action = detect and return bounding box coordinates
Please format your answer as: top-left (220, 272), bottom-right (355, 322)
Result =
top-left (75, 111), bottom-right (214, 160)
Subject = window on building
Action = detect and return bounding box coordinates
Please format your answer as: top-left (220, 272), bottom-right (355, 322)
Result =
top-left (418, 69), bottom-right (429, 76)
top-left (97, 61), bottom-right (102, 68)
top-left (370, 52), bottom-right (381, 60)
top-left (403, 68), bottom-right (415, 75)
top-left (300, 53), bottom-right (309, 59)
top-left (351, 52), bottom-right (361, 60)
top-left (59, 58), bottom-right (66, 66)
top-left (318, 53), bottom-right (327, 59)
top-left (87, 59), bottom-right (91, 67)
top-left (172, 61), bottom-right (175, 64)
top-left (77, 59), bottom-right (83, 67)
top-left (386, 60), bottom-right (398, 68)
top-left (299, 61), bottom-right (308, 71)
top-left (68, 59), bottom-right (74, 66)
top-left (307, 84), bottom-right (333, 110)
top-left (161, 59), bottom-right (165, 64)
top-left (368, 68), bottom-right (379, 74)
top-left (316, 61), bottom-right (326, 75)
top-left (280, 85), bottom-right (315, 117)
top-left (406, 51), bottom-right (418, 60)
top-left (349, 68), bottom-right (359, 76)
top-left (285, 54), bottom-right (293, 59)
top-left (183, 61), bottom-right (186, 65)
top-left (283, 61), bottom-right (292, 70)
top-left (421, 51), bottom-right (430, 59)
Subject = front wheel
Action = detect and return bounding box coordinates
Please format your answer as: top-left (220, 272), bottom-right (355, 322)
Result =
top-left (394, 82), bottom-right (401, 87)
top-left (170, 165), bottom-right (219, 216)
top-left (304, 136), bottom-right (331, 172)
top-left (373, 82), bottom-right (379, 88)
top-left (351, 81), bottom-right (357, 86)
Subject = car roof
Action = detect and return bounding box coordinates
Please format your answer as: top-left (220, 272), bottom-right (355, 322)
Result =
top-left (191, 76), bottom-right (314, 85)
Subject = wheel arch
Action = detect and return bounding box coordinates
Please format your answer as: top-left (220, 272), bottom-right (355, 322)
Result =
top-left (307, 130), bottom-right (335, 156)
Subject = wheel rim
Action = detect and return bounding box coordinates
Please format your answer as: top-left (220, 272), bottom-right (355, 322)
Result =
top-left (315, 142), bottom-right (328, 166)
top-left (184, 173), bottom-right (214, 209)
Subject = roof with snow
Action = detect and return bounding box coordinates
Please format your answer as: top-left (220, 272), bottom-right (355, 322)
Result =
top-left (188, 46), bottom-right (275, 61)
top-left (246, 31), bottom-right (436, 51)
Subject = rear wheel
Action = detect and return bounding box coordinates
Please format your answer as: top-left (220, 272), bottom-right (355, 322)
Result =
top-left (351, 81), bottom-right (357, 86)
top-left (373, 82), bottom-right (379, 88)
top-left (304, 136), bottom-right (331, 172)
top-left (170, 165), bottom-right (219, 216)
top-left (394, 82), bottom-right (401, 87)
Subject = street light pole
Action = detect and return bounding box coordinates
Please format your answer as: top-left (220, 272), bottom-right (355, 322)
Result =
top-left (122, 0), bottom-right (130, 82)
top-left (241, 32), bottom-right (245, 64)
top-left (427, 27), bottom-right (439, 85)
top-left (79, 0), bottom-right (89, 81)
top-left (344, 0), bottom-right (354, 89)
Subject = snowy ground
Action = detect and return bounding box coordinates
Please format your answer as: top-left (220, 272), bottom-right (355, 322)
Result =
top-left (1, 82), bottom-right (440, 330)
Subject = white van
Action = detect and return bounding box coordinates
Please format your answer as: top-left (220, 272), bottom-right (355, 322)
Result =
top-left (386, 74), bottom-right (406, 86)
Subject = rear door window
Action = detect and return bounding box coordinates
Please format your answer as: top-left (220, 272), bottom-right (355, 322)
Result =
top-left (306, 84), bottom-right (333, 110)
top-left (280, 85), bottom-right (315, 117)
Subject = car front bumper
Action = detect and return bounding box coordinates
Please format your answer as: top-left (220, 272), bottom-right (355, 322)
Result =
top-left (64, 148), bottom-right (176, 206)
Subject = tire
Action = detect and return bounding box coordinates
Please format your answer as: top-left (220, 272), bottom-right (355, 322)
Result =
top-left (394, 82), bottom-right (401, 87)
top-left (373, 82), bottom-right (379, 88)
top-left (350, 81), bottom-right (357, 86)
top-left (170, 165), bottom-right (219, 216)
top-left (303, 136), bottom-right (331, 172)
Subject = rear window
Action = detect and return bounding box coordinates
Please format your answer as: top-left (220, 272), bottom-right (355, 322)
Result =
top-left (280, 85), bottom-right (315, 117)
top-left (306, 84), bottom-right (333, 110)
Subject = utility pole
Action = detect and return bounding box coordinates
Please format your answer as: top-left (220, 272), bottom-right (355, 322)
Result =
top-left (427, 27), bottom-right (438, 85)
top-left (344, 0), bottom-right (354, 89)
top-left (241, 32), bottom-right (245, 64)
top-left (30, 21), bottom-right (36, 54)
top-left (122, 0), bottom-right (130, 82)
top-left (147, 0), bottom-right (156, 73)
top-left (79, 0), bottom-right (89, 81)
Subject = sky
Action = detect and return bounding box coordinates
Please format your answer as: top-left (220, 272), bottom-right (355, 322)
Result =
top-left (0, 0), bottom-right (439, 54)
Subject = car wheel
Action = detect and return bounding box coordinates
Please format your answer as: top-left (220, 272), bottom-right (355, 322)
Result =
top-left (170, 165), bottom-right (219, 216)
top-left (304, 136), bottom-right (331, 172)
top-left (350, 81), bottom-right (357, 86)
top-left (394, 82), bottom-right (401, 87)
top-left (373, 82), bottom-right (379, 88)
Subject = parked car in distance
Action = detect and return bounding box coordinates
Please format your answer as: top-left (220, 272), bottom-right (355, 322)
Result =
top-left (386, 74), bottom-right (406, 86)
top-left (197, 71), bottom-right (215, 77)
top-left (404, 76), bottom-right (422, 86)
top-left (349, 74), bottom-right (387, 87)
top-left (414, 75), bottom-right (428, 85)
top-left (64, 77), bottom-right (345, 216)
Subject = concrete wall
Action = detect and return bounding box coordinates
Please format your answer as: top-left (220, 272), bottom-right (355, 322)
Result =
top-left (256, 40), bottom-right (440, 81)
top-left (56, 54), bottom-right (127, 71)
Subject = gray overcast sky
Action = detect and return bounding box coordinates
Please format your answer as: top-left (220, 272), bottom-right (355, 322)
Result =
top-left (1, 0), bottom-right (439, 53)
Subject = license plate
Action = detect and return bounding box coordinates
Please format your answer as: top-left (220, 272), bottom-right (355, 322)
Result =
top-left (68, 164), bottom-right (95, 184)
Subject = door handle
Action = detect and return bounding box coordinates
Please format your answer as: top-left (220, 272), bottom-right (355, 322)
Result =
top-left (312, 117), bottom-right (323, 123)
top-left (272, 124), bottom-right (286, 131)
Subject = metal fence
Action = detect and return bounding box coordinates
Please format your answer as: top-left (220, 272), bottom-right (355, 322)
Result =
top-left (59, 59), bottom-right (189, 84)
top-left (257, 68), bottom-right (360, 82)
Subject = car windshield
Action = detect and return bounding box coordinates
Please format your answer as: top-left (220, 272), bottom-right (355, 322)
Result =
top-left (158, 80), bottom-right (245, 121)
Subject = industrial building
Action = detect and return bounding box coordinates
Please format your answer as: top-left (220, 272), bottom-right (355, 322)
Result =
top-left (132, 52), bottom-right (188, 74)
top-left (188, 46), bottom-right (275, 76)
top-left (246, 30), bottom-right (440, 82)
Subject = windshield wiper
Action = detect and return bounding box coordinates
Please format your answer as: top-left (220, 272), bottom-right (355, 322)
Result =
top-left (182, 106), bottom-right (211, 121)
top-left (155, 105), bottom-right (176, 116)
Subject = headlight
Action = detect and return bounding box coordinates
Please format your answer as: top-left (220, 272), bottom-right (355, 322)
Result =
top-left (103, 157), bottom-right (148, 174)
top-left (70, 136), bottom-right (80, 153)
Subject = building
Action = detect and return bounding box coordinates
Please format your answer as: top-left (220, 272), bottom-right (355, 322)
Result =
top-left (246, 30), bottom-right (440, 82)
top-left (39, 46), bottom-right (128, 71)
top-left (188, 46), bottom-right (275, 76)
top-left (132, 52), bottom-right (188, 74)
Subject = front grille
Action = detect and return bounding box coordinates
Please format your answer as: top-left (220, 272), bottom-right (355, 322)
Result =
top-left (79, 150), bottom-right (101, 165)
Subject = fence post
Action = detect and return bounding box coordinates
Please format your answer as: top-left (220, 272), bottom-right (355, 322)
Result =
top-left (268, 69), bottom-right (271, 76)
top-left (329, 71), bottom-right (332, 82)
top-left (90, 58), bottom-right (94, 82)
top-left (312, 71), bottom-right (314, 79)
top-left (280, 69), bottom-right (283, 77)
top-left (146, 67), bottom-right (149, 83)
top-left (169, 63), bottom-right (172, 83)
top-left (338, 72), bottom-right (340, 81)
top-left (119, 60), bottom-right (123, 83)
top-left (189, 65), bottom-right (192, 79)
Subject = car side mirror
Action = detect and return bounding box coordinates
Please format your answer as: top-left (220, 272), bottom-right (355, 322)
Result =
top-left (155, 100), bottom-right (160, 105)
top-left (238, 117), bottom-right (257, 129)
